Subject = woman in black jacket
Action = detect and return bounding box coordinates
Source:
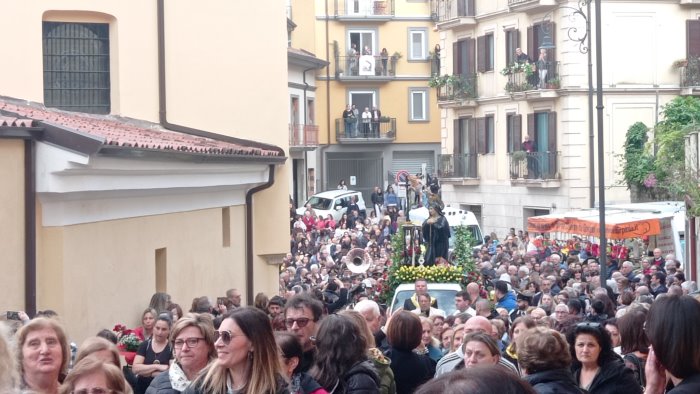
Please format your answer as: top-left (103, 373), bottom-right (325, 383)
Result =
top-left (566, 322), bottom-right (641, 394)
top-left (384, 311), bottom-right (435, 393)
top-left (309, 314), bottom-right (380, 393)
top-left (517, 326), bottom-right (582, 394)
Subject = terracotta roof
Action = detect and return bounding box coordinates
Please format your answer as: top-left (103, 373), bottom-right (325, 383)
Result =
top-left (0, 97), bottom-right (283, 158)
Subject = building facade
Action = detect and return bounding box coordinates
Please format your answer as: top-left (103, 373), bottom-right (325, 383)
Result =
top-left (0, 1), bottom-right (290, 341)
top-left (312, 0), bottom-right (441, 201)
top-left (433, 0), bottom-right (699, 235)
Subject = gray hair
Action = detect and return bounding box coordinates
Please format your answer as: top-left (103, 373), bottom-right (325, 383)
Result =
top-left (353, 299), bottom-right (380, 317)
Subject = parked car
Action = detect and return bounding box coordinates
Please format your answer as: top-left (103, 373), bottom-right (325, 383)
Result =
top-left (390, 282), bottom-right (463, 316)
top-left (296, 190), bottom-right (367, 221)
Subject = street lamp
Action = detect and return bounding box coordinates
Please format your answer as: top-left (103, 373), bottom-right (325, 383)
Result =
top-left (541, 0), bottom-right (608, 281)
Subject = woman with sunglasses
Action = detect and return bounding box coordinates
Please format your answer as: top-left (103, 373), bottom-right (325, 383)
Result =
top-left (146, 313), bottom-right (216, 393)
top-left (185, 307), bottom-right (287, 394)
top-left (566, 322), bottom-right (641, 394)
top-left (59, 356), bottom-right (131, 394)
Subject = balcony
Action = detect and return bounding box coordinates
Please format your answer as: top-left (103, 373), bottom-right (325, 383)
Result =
top-left (438, 154), bottom-right (479, 185)
top-left (504, 61), bottom-right (560, 100)
top-left (434, 74), bottom-right (478, 108)
top-left (680, 0), bottom-right (700, 5)
top-left (335, 55), bottom-right (398, 81)
top-left (333, 0), bottom-right (395, 21)
top-left (509, 151), bottom-right (560, 188)
top-left (507, 0), bottom-right (557, 14)
top-left (289, 124), bottom-right (319, 150)
top-left (432, 0), bottom-right (476, 31)
top-left (335, 117), bottom-right (396, 144)
top-left (679, 58), bottom-right (700, 95)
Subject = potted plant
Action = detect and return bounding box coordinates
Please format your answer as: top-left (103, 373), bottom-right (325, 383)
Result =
top-left (546, 77), bottom-right (560, 89)
top-left (673, 59), bottom-right (688, 69)
top-left (512, 150), bottom-right (527, 163)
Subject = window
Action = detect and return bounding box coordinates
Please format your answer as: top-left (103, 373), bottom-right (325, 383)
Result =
top-left (506, 113), bottom-right (522, 153)
top-left (505, 29), bottom-right (521, 66)
top-left (43, 22), bottom-right (111, 114)
top-left (477, 33), bottom-right (494, 72)
top-left (687, 20), bottom-right (700, 58)
top-left (475, 115), bottom-right (494, 154)
top-left (527, 23), bottom-right (556, 64)
top-left (453, 38), bottom-right (475, 76)
top-left (526, 111), bottom-right (558, 179)
top-left (409, 88), bottom-right (428, 121)
top-left (348, 29), bottom-right (376, 55)
top-left (452, 117), bottom-right (478, 177)
top-left (408, 28), bottom-right (428, 60)
top-left (485, 115), bottom-right (494, 153)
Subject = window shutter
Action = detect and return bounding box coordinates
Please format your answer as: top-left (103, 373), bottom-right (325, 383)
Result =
top-left (513, 114), bottom-right (522, 153)
top-left (476, 117), bottom-right (486, 154)
top-left (453, 41), bottom-right (460, 75)
top-left (548, 22), bottom-right (556, 63)
top-left (467, 38), bottom-right (476, 75)
top-left (453, 119), bottom-right (461, 154)
top-left (477, 35), bottom-right (486, 73)
top-left (467, 0), bottom-right (475, 17)
top-left (548, 112), bottom-right (557, 152)
top-left (527, 26), bottom-right (534, 62)
top-left (468, 118), bottom-right (477, 155)
top-left (457, 0), bottom-right (465, 17)
top-left (527, 113), bottom-right (535, 146)
top-left (687, 20), bottom-right (700, 58)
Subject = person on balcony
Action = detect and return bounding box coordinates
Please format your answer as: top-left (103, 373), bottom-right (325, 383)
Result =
top-left (347, 44), bottom-right (358, 76)
top-left (515, 48), bottom-right (530, 64)
top-left (522, 135), bottom-right (538, 179)
top-left (352, 104), bottom-right (359, 135)
top-left (536, 49), bottom-right (549, 89)
top-left (361, 107), bottom-right (372, 137)
top-left (342, 104), bottom-right (355, 137)
top-left (371, 106), bottom-right (382, 138)
top-left (381, 48), bottom-right (389, 76)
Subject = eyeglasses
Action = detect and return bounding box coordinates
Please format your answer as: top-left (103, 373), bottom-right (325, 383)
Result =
top-left (173, 337), bottom-right (205, 349)
top-left (213, 330), bottom-right (245, 345)
top-left (285, 317), bottom-right (313, 328)
top-left (72, 389), bottom-right (119, 394)
top-left (577, 322), bottom-right (601, 328)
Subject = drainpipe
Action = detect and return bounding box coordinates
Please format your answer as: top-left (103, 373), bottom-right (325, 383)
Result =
top-left (157, 0), bottom-right (282, 302)
top-left (245, 164), bottom-right (275, 306)
top-left (318, 0), bottom-right (331, 192)
top-left (25, 139), bottom-right (37, 317)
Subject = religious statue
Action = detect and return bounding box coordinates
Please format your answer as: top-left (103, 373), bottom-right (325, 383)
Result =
top-left (421, 202), bottom-right (450, 266)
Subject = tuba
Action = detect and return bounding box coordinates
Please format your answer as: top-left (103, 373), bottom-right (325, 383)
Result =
top-left (343, 248), bottom-right (372, 274)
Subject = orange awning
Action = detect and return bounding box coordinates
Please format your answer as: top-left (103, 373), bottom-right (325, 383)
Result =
top-left (528, 214), bottom-right (662, 239)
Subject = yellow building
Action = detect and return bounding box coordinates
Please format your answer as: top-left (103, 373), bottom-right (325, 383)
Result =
top-left (0, 1), bottom-right (290, 341)
top-left (433, 0), bottom-right (698, 234)
top-left (309, 0), bottom-right (441, 200)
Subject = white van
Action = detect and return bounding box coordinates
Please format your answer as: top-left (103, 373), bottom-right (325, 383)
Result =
top-left (409, 206), bottom-right (484, 253)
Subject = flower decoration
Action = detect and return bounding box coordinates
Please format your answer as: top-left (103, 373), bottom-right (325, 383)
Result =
top-left (113, 323), bottom-right (142, 352)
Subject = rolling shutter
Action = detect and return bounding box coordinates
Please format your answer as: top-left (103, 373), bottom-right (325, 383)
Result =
top-left (392, 151), bottom-right (435, 177)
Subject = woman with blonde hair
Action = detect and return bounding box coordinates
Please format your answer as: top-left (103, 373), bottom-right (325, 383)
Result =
top-left (184, 307), bottom-right (286, 394)
top-left (59, 356), bottom-right (130, 394)
top-left (0, 322), bottom-right (19, 393)
top-left (75, 336), bottom-right (121, 368)
top-left (16, 317), bottom-right (70, 394)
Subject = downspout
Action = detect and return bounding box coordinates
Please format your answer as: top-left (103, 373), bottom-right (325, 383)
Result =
top-left (25, 139), bottom-right (37, 317)
top-left (157, 0), bottom-right (282, 303)
top-left (318, 0), bottom-right (331, 192)
top-left (245, 164), bottom-right (275, 306)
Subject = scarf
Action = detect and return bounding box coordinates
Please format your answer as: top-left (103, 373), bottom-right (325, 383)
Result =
top-left (168, 362), bottom-right (190, 392)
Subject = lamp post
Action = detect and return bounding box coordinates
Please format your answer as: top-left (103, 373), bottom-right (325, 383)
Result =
top-left (541, 0), bottom-right (607, 281)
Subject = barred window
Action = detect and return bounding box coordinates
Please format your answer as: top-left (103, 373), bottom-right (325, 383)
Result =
top-left (43, 22), bottom-right (111, 114)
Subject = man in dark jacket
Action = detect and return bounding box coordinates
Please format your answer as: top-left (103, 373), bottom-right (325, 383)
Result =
top-left (370, 186), bottom-right (384, 218)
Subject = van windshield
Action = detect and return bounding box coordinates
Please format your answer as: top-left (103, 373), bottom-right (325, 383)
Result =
top-left (392, 289), bottom-right (459, 316)
top-left (449, 225), bottom-right (483, 248)
top-left (305, 196), bottom-right (333, 210)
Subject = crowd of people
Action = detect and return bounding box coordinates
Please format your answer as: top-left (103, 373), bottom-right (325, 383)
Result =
top-left (3, 200), bottom-right (700, 393)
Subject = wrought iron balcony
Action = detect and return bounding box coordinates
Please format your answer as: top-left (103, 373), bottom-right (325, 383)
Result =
top-left (431, 0), bottom-right (476, 29)
top-left (435, 74), bottom-right (478, 103)
top-left (509, 151), bottom-right (559, 181)
top-left (333, 0), bottom-right (395, 20)
top-left (335, 55), bottom-right (399, 80)
top-left (504, 61), bottom-right (560, 93)
top-left (289, 124), bottom-right (319, 148)
top-left (335, 117), bottom-right (396, 144)
top-left (438, 153), bottom-right (478, 179)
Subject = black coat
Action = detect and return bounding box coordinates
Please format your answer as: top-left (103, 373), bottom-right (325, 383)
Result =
top-left (572, 358), bottom-right (641, 394)
top-left (343, 360), bottom-right (380, 394)
top-left (145, 372), bottom-right (179, 394)
top-left (524, 368), bottom-right (583, 394)
top-left (385, 348), bottom-right (435, 394)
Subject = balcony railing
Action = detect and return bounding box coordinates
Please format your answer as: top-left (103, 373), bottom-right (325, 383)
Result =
top-left (336, 55), bottom-right (398, 78)
top-left (289, 124), bottom-right (319, 147)
top-left (505, 61), bottom-right (560, 93)
top-left (680, 58), bottom-right (700, 87)
top-left (509, 151), bottom-right (558, 180)
top-left (432, 0), bottom-right (475, 22)
top-left (334, 0), bottom-right (395, 18)
top-left (335, 117), bottom-right (396, 143)
top-left (435, 74), bottom-right (478, 101)
top-left (438, 153), bottom-right (478, 178)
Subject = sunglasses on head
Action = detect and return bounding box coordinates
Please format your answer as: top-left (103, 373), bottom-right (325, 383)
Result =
top-left (285, 317), bottom-right (313, 328)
